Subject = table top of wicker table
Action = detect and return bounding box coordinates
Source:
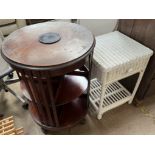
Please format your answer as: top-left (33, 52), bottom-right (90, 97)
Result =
top-left (93, 31), bottom-right (153, 71)
top-left (2, 21), bottom-right (95, 68)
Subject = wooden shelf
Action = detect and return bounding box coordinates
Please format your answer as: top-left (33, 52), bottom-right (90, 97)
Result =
top-left (21, 75), bottom-right (88, 106)
top-left (27, 74), bottom-right (89, 130)
top-left (55, 75), bottom-right (88, 105)
top-left (57, 96), bottom-right (87, 127)
top-left (29, 96), bottom-right (87, 130)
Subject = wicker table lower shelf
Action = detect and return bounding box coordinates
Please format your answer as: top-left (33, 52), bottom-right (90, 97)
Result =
top-left (89, 78), bottom-right (132, 115)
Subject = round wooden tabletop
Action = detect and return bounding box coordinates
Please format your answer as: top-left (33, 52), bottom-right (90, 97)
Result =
top-left (2, 22), bottom-right (95, 68)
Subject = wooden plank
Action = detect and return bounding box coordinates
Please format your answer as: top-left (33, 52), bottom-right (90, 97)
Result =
top-left (0, 116), bottom-right (24, 135)
top-left (15, 128), bottom-right (24, 135)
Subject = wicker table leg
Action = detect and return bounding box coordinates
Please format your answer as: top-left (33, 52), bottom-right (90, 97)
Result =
top-left (128, 71), bottom-right (145, 104)
top-left (97, 74), bottom-right (107, 120)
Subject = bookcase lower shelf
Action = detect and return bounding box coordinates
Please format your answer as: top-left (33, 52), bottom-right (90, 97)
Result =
top-left (29, 96), bottom-right (87, 131)
top-left (89, 78), bottom-right (132, 115)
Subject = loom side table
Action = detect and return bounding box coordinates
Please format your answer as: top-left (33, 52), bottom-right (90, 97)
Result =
top-left (89, 31), bottom-right (153, 120)
top-left (2, 22), bottom-right (95, 132)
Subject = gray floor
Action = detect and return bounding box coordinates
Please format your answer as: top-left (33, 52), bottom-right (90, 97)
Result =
top-left (0, 74), bottom-right (155, 135)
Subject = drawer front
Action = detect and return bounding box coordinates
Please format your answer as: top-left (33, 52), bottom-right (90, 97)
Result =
top-left (92, 56), bottom-right (151, 84)
top-left (106, 57), bottom-right (150, 84)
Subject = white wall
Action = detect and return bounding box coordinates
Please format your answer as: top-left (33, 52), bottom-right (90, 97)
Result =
top-left (79, 19), bottom-right (118, 36)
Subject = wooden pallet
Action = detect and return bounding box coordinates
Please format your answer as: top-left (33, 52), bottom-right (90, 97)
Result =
top-left (0, 116), bottom-right (24, 135)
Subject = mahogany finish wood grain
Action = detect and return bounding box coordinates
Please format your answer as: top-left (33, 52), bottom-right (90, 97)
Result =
top-left (20, 75), bottom-right (88, 106)
top-left (1, 22), bottom-right (95, 132)
top-left (2, 22), bottom-right (94, 67)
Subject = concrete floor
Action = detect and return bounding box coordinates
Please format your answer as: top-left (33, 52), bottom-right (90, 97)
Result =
top-left (0, 74), bottom-right (155, 135)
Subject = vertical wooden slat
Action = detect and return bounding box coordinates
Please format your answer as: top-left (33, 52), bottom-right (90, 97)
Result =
top-left (20, 71), bottom-right (34, 104)
top-left (37, 71), bottom-right (54, 126)
top-left (46, 71), bottom-right (59, 127)
top-left (87, 52), bottom-right (93, 108)
top-left (28, 70), bottom-right (47, 124)
top-left (54, 76), bottom-right (64, 104)
top-left (20, 70), bottom-right (43, 122)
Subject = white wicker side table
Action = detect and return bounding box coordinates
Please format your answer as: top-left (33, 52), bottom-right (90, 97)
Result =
top-left (89, 31), bottom-right (153, 119)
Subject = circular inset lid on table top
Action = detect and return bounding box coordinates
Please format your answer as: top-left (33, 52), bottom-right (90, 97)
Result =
top-left (2, 21), bottom-right (95, 68)
top-left (39, 32), bottom-right (61, 44)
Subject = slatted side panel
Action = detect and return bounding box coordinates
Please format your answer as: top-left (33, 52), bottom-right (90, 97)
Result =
top-left (18, 70), bottom-right (46, 124)
top-left (46, 71), bottom-right (59, 127)
top-left (16, 69), bottom-right (59, 127)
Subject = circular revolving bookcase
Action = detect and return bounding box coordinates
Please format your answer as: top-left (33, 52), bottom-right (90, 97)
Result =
top-left (2, 21), bottom-right (95, 132)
